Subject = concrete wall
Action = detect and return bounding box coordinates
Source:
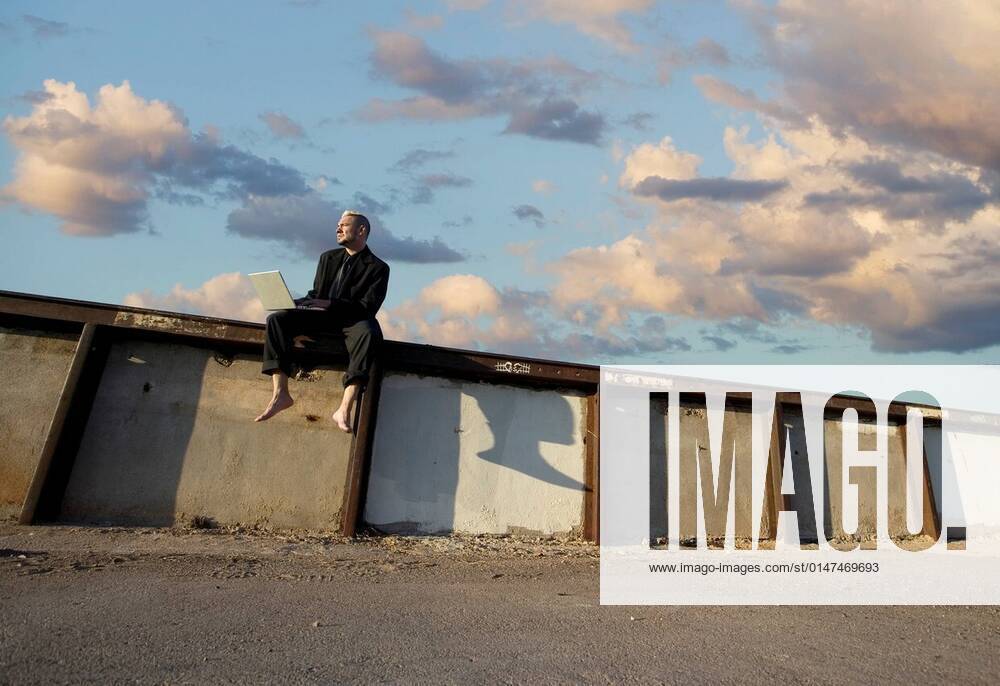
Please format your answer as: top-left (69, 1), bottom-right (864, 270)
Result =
top-left (0, 326), bottom-right (78, 520)
top-left (364, 373), bottom-right (587, 536)
top-left (789, 411), bottom-right (911, 542)
top-left (58, 339), bottom-right (353, 530)
top-left (649, 398), bottom-right (754, 543)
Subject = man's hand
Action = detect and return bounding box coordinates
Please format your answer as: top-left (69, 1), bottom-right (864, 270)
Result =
top-left (295, 298), bottom-right (331, 309)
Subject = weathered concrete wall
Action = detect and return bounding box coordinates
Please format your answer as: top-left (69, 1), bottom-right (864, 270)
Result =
top-left (938, 425), bottom-right (1000, 529)
top-left (364, 373), bottom-right (587, 536)
top-left (650, 402), bottom-right (931, 544)
top-left (0, 326), bottom-right (78, 520)
top-left (59, 339), bottom-right (353, 530)
top-left (783, 409), bottom-right (931, 542)
top-left (649, 398), bottom-right (754, 543)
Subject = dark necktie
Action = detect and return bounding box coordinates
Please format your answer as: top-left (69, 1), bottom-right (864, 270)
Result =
top-left (329, 255), bottom-right (354, 299)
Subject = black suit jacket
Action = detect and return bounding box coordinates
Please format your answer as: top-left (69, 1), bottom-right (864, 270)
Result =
top-left (305, 245), bottom-right (390, 324)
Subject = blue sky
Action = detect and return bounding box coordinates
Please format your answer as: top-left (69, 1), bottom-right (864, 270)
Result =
top-left (2, 1), bottom-right (999, 364)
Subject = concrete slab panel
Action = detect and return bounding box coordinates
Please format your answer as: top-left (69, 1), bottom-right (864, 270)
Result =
top-left (365, 373), bottom-right (587, 536)
top-left (0, 327), bottom-right (78, 520)
top-left (59, 339), bottom-right (353, 530)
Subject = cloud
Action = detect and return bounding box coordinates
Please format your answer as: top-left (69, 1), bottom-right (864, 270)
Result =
top-left (804, 159), bottom-right (996, 224)
top-left (403, 9), bottom-right (444, 31)
top-left (368, 30), bottom-right (487, 103)
top-left (2, 79), bottom-right (306, 235)
top-left (515, 0), bottom-right (654, 53)
top-left (621, 136), bottom-right (788, 204)
top-left (621, 112), bottom-right (654, 131)
top-left (22, 14), bottom-right (71, 40)
top-left (387, 148), bottom-right (472, 205)
top-left (378, 273), bottom-right (691, 359)
top-left (770, 344), bottom-right (810, 355)
top-left (748, 0), bottom-right (1000, 171)
top-left (512, 204), bottom-right (545, 228)
top-left (225, 192), bottom-right (465, 263)
top-left (409, 172), bottom-right (473, 204)
top-left (503, 99), bottom-right (605, 145)
top-left (308, 174), bottom-right (340, 191)
top-left (703, 335), bottom-right (736, 352)
top-left (390, 148), bottom-right (455, 172)
top-left (619, 136), bottom-right (701, 188)
top-left (351, 191), bottom-right (393, 216)
top-left (419, 274), bottom-right (502, 318)
top-left (532, 179), bottom-right (556, 194)
top-left (124, 272), bottom-right (266, 323)
top-left (693, 75), bottom-right (803, 124)
top-left (419, 173), bottom-right (472, 188)
top-left (16, 89), bottom-right (55, 105)
top-left (259, 111), bottom-right (306, 140)
top-left (550, 118), bottom-right (1000, 353)
top-left (360, 31), bottom-right (605, 144)
top-left (445, 0), bottom-right (490, 9)
top-left (634, 176), bottom-right (788, 202)
top-left (716, 209), bottom-right (876, 278)
top-left (659, 37), bottom-right (732, 84)
top-left (379, 274), bottom-right (525, 350)
top-left (443, 214), bottom-right (473, 229)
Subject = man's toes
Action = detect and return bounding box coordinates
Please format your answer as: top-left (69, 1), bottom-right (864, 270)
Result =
top-left (331, 411), bottom-right (352, 433)
top-left (255, 396), bottom-right (293, 422)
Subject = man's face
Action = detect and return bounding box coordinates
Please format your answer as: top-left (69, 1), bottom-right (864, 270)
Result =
top-left (336, 214), bottom-right (364, 248)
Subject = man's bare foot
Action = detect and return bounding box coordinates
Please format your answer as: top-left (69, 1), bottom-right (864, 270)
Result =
top-left (254, 393), bottom-right (294, 422)
top-left (331, 407), bottom-right (352, 433)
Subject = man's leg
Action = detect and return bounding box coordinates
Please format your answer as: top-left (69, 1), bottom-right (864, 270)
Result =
top-left (332, 382), bottom-right (360, 433)
top-left (331, 318), bottom-right (382, 432)
top-left (255, 367), bottom-right (293, 422)
top-left (256, 309), bottom-right (328, 422)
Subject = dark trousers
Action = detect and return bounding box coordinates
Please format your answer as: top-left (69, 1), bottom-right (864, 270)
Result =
top-left (261, 309), bottom-right (382, 388)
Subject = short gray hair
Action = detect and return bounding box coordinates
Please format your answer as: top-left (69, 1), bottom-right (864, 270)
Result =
top-left (342, 210), bottom-right (370, 234)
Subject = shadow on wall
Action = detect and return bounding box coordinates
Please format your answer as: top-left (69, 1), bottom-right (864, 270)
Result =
top-left (364, 375), bottom-right (585, 535)
top-left (58, 339), bottom-right (206, 527)
top-left (466, 384), bottom-right (584, 491)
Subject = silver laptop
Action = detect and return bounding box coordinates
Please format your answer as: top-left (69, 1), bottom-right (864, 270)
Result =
top-left (247, 271), bottom-right (296, 310)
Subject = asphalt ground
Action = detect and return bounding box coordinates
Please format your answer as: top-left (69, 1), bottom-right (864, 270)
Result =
top-left (1, 523), bottom-right (998, 684)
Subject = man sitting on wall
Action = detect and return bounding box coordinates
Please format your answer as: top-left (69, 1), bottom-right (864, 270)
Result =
top-left (254, 210), bottom-right (390, 432)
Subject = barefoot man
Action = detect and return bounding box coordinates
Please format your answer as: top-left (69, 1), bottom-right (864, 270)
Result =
top-left (255, 210), bottom-right (389, 431)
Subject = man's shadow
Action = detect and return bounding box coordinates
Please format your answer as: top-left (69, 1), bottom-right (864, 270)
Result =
top-left (364, 376), bottom-right (584, 534)
top-left (465, 384), bottom-right (585, 491)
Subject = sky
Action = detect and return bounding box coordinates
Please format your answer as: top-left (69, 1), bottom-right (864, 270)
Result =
top-left (2, 0), bottom-right (999, 365)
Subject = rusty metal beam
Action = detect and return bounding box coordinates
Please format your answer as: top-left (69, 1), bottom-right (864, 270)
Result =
top-left (341, 361), bottom-right (384, 537)
top-left (0, 290), bottom-right (263, 345)
top-left (893, 402), bottom-right (942, 540)
top-left (1, 290), bottom-right (598, 391)
top-left (381, 341), bottom-right (598, 390)
top-left (584, 392), bottom-right (600, 542)
top-left (19, 323), bottom-right (110, 523)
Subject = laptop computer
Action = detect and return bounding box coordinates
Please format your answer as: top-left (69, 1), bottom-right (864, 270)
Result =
top-left (247, 270), bottom-right (296, 310)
